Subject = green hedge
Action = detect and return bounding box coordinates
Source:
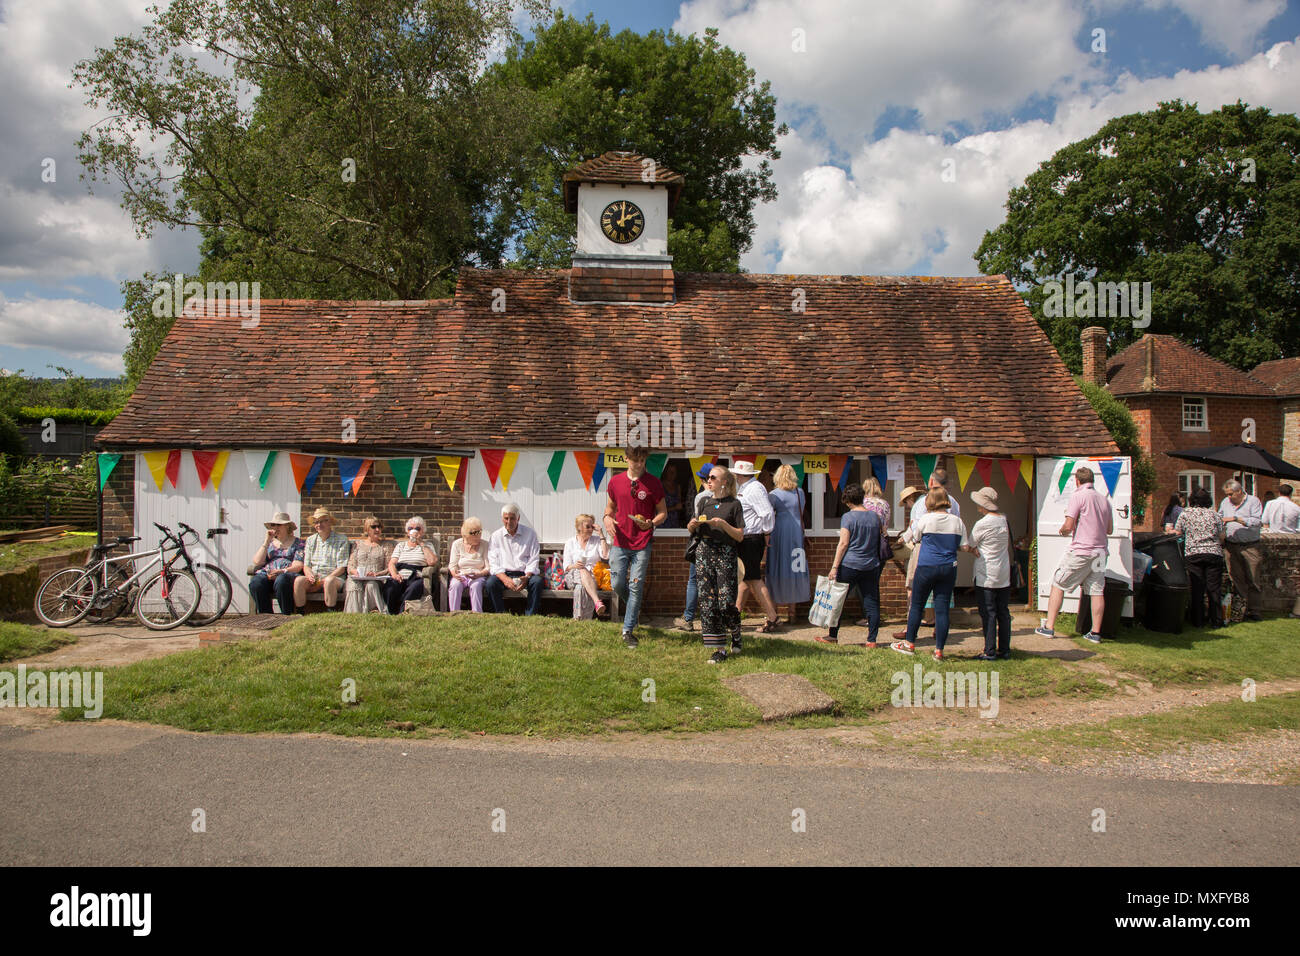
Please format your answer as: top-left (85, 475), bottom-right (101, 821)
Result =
top-left (15, 406), bottom-right (119, 426)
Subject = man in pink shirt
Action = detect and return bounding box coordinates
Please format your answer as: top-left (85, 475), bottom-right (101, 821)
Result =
top-left (1036, 465), bottom-right (1114, 643)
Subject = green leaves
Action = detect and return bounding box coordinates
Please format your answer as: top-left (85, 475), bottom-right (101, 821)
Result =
top-left (977, 101), bottom-right (1300, 371)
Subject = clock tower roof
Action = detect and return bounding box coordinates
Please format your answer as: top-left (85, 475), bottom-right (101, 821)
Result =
top-left (562, 150), bottom-right (684, 214)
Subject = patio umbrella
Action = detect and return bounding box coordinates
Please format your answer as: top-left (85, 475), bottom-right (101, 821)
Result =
top-left (1165, 441), bottom-right (1300, 480)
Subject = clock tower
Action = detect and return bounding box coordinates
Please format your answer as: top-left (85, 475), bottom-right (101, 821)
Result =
top-left (564, 151), bottom-right (683, 304)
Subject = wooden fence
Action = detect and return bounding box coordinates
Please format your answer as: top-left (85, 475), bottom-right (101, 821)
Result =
top-left (0, 475), bottom-right (97, 530)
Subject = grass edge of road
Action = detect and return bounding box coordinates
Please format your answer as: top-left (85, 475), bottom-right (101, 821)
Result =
top-left (0, 622), bottom-right (77, 662)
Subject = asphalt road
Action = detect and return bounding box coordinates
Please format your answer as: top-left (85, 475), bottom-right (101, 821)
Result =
top-left (2, 721), bottom-right (1296, 866)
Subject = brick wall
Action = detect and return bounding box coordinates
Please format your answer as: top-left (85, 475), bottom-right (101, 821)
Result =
top-left (102, 454), bottom-right (135, 543)
top-left (1281, 402), bottom-right (1300, 466)
top-left (1259, 533), bottom-right (1300, 615)
top-left (1125, 394), bottom-right (1282, 531)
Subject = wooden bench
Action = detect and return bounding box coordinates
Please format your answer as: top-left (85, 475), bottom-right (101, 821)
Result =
top-left (490, 547), bottom-right (619, 618)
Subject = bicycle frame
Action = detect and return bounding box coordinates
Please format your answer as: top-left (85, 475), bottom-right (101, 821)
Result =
top-left (85, 540), bottom-right (184, 606)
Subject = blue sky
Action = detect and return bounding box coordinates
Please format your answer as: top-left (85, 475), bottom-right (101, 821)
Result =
top-left (2, 0), bottom-right (1299, 378)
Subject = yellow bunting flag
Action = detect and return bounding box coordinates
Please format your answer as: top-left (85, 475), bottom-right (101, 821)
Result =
top-left (1017, 455), bottom-right (1034, 489)
top-left (803, 455), bottom-right (829, 474)
top-left (688, 454), bottom-right (712, 490)
top-left (142, 450), bottom-right (169, 490)
top-left (436, 455), bottom-right (463, 491)
top-left (498, 451), bottom-right (520, 491)
top-left (208, 450), bottom-right (230, 491)
top-left (955, 455), bottom-right (977, 490)
top-left (753, 455), bottom-right (767, 474)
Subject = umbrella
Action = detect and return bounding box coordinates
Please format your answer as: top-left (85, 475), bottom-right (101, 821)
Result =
top-left (1165, 441), bottom-right (1300, 480)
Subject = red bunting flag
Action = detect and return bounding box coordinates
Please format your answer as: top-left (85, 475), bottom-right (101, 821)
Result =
top-left (999, 457), bottom-right (1021, 491)
top-left (192, 450), bottom-right (218, 489)
top-left (165, 450), bottom-right (182, 488)
top-left (975, 457), bottom-right (993, 488)
top-left (481, 448), bottom-right (506, 488)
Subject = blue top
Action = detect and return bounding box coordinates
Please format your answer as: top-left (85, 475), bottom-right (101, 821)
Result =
top-left (910, 511), bottom-right (968, 567)
top-left (839, 509), bottom-right (882, 571)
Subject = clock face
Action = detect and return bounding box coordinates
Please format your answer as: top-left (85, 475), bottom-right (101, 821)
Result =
top-left (600, 200), bottom-right (645, 244)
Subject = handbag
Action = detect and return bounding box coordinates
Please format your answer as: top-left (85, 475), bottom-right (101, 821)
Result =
top-left (878, 525), bottom-right (894, 564)
top-left (684, 537), bottom-right (699, 563)
top-left (808, 574), bottom-right (850, 628)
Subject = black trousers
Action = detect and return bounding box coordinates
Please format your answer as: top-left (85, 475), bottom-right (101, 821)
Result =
top-left (975, 585), bottom-right (1013, 655)
top-left (1185, 552), bottom-right (1223, 627)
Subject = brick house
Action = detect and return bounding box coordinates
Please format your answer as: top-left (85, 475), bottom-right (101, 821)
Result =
top-left (96, 152), bottom-right (1118, 616)
top-left (1250, 357), bottom-right (1300, 468)
top-left (1081, 328), bottom-right (1283, 531)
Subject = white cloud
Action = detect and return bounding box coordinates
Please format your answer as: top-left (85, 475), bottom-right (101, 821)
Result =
top-left (745, 36), bottom-right (1300, 276)
top-left (0, 294), bottom-right (127, 373)
top-left (1133, 0), bottom-right (1287, 58)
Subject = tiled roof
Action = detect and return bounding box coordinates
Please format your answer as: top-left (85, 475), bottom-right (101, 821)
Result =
top-left (562, 151), bottom-right (684, 213)
top-left (98, 271), bottom-right (1116, 456)
top-left (1106, 334), bottom-right (1276, 397)
top-left (1251, 357), bottom-right (1300, 397)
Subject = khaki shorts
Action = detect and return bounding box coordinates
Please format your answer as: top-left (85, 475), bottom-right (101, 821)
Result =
top-left (1053, 551), bottom-right (1106, 596)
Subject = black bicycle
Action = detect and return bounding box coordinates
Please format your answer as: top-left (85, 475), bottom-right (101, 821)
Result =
top-left (173, 522), bottom-right (234, 626)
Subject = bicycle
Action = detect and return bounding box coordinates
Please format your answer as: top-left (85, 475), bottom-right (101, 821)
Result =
top-left (34, 522), bottom-right (202, 630)
top-left (173, 521), bottom-right (234, 627)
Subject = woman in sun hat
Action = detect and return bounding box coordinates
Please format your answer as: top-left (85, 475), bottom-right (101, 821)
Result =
top-left (249, 511), bottom-right (305, 614)
top-left (963, 486), bottom-right (1014, 660)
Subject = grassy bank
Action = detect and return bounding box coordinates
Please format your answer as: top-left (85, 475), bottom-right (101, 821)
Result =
top-left (0, 533), bottom-right (96, 572)
top-left (0, 622), bottom-right (77, 662)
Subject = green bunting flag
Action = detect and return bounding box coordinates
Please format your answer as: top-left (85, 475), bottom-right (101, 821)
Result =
top-left (97, 453), bottom-right (122, 491)
top-left (791, 458), bottom-right (805, 486)
top-left (916, 454), bottom-right (937, 486)
top-left (386, 458), bottom-right (420, 497)
top-left (646, 452), bottom-right (669, 477)
top-left (547, 450), bottom-right (567, 490)
top-left (1057, 459), bottom-right (1075, 494)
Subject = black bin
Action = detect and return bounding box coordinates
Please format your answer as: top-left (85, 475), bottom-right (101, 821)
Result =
top-left (1076, 573), bottom-right (1133, 638)
top-left (1143, 583), bottom-right (1190, 634)
top-left (1136, 533), bottom-right (1187, 587)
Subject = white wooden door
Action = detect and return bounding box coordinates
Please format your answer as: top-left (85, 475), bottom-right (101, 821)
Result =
top-left (1035, 457), bottom-right (1133, 616)
top-left (134, 451), bottom-right (300, 614)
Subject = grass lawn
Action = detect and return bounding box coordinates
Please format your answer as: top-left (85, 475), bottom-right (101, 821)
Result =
top-left (0, 533), bottom-right (96, 573)
top-left (1087, 617), bottom-right (1300, 685)
top-left (0, 622), bottom-right (77, 662)
top-left (57, 615), bottom-right (1106, 737)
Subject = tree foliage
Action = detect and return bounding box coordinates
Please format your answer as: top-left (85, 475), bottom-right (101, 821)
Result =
top-left (977, 101), bottom-right (1300, 371)
top-left (491, 13), bottom-right (786, 272)
top-left (1077, 378), bottom-right (1157, 522)
top-left (75, 0), bottom-right (549, 299)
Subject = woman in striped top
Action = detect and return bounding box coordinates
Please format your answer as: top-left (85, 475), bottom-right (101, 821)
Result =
top-left (384, 516), bottom-right (439, 614)
top-left (893, 488), bottom-right (967, 660)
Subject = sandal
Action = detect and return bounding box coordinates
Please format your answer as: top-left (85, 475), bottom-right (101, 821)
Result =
top-left (759, 618), bottom-right (780, 633)
top-left (594, 602), bottom-right (609, 620)
top-left (890, 641), bottom-right (915, 655)
top-left (933, 650), bottom-right (944, 661)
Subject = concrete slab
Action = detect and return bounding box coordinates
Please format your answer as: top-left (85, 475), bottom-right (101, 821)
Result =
top-left (721, 672), bottom-right (837, 721)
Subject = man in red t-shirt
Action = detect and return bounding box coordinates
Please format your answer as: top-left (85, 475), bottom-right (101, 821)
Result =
top-left (603, 447), bottom-right (667, 647)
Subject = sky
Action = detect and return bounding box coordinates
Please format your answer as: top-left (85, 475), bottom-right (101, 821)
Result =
top-left (1, 0), bottom-right (1298, 378)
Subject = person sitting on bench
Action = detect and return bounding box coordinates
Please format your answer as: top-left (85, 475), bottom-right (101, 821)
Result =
top-left (485, 503), bottom-right (543, 615)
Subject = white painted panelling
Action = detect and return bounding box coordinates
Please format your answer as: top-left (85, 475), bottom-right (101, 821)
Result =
top-left (134, 451), bottom-right (300, 614)
top-left (1036, 457), bottom-right (1133, 615)
top-left (465, 451), bottom-right (610, 546)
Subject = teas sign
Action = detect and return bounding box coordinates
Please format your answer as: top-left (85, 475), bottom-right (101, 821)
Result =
top-left (604, 449), bottom-right (628, 469)
top-left (803, 455), bottom-right (829, 474)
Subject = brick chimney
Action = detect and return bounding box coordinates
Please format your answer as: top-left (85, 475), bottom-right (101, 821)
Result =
top-left (1080, 326), bottom-right (1108, 386)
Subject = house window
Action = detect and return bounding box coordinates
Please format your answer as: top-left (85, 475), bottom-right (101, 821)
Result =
top-left (1182, 397), bottom-right (1208, 431)
top-left (1178, 470), bottom-right (1214, 500)
top-left (1233, 472), bottom-right (1257, 497)
top-left (816, 459), bottom-right (905, 535)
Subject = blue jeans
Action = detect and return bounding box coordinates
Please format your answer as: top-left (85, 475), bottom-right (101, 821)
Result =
top-left (829, 563), bottom-right (880, 642)
top-left (683, 560), bottom-right (699, 621)
top-left (906, 563), bottom-right (957, 650)
top-left (610, 544), bottom-right (652, 633)
top-left (250, 570), bottom-right (297, 614)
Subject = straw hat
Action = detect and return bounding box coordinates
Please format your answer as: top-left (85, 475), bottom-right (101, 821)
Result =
top-left (310, 507), bottom-right (335, 523)
top-left (899, 485), bottom-right (925, 504)
top-left (264, 511), bottom-right (296, 530)
top-left (971, 487), bottom-right (999, 512)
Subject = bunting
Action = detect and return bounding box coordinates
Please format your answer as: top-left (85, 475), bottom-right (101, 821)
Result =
top-left (790, 457), bottom-right (805, 487)
top-left (868, 454), bottom-right (888, 492)
top-left (572, 451), bottom-right (598, 490)
top-left (1097, 458), bottom-right (1123, 498)
top-left (289, 454), bottom-right (324, 495)
top-left (915, 454), bottom-right (937, 486)
top-left (192, 450), bottom-right (229, 490)
top-left (337, 458), bottom-right (372, 496)
top-left (1017, 455), bottom-right (1034, 489)
top-left (752, 455), bottom-right (767, 474)
top-left (591, 454), bottom-right (608, 492)
top-left (385, 458), bottom-right (420, 497)
top-left (999, 457), bottom-right (1021, 491)
top-left (481, 449), bottom-right (506, 488)
top-left (142, 451), bottom-right (169, 491)
top-left (165, 450), bottom-right (182, 488)
top-left (436, 455), bottom-right (465, 492)
top-left (242, 450), bottom-right (277, 489)
top-left (546, 451), bottom-right (567, 490)
top-left (828, 454), bottom-right (852, 491)
top-left (646, 453), bottom-right (669, 478)
top-left (97, 453), bottom-right (121, 491)
top-left (1057, 459), bottom-right (1076, 494)
top-left (688, 454), bottom-right (713, 490)
top-left (955, 455), bottom-right (977, 490)
top-left (975, 456), bottom-right (993, 488)
top-left (498, 451), bottom-right (520, 491)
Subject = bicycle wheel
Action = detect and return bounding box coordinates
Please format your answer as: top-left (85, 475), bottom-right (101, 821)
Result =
top-left (34, 568), bottom-right (97, 627)
top-left (135, 569), bottom-right (201, 630)
top-left (86, 564), bottom-right (133, 624)
top-left (187, 565), bottom-right (233, 627)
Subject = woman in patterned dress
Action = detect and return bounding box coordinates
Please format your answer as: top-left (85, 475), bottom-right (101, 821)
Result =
top-left (687, 466), bottom-right (746, 663)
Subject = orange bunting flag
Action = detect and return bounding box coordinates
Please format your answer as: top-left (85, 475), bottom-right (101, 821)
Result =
top-left (572, 451), bottom-right (599, 490)
top-left (350, 459), bottom-right (372, 496)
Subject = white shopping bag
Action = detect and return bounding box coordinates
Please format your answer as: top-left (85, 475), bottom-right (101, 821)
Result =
top-left (808, 574), bottom-right (849, 629)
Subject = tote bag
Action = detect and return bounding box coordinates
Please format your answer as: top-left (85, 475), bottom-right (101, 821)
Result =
top-left (808, 574), bottom-right (850, 629)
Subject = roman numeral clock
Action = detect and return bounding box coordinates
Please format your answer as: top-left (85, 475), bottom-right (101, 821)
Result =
top-left (599, 200), bottom-right (645, 244)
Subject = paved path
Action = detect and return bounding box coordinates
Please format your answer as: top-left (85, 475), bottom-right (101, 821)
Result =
top-left (2, 720), bottom-right (1295, 866)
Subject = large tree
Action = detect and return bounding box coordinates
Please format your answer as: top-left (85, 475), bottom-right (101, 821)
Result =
top-left (75, 0), bottom-right (548, 300)
top-left (976, 101), bottom-right (1300, 371)
top-left (490, 13), bottom-right (786, 272)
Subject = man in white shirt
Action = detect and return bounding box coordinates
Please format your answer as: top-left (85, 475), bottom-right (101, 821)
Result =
top-left (1263, 485), bottom-right (1300, 533)
top-left (485, 502), bottom-right (543, 615)
top-left (1219, 480), bottom-right (1264, 621)
top-left (732, 461), bottom-right (781, 633)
